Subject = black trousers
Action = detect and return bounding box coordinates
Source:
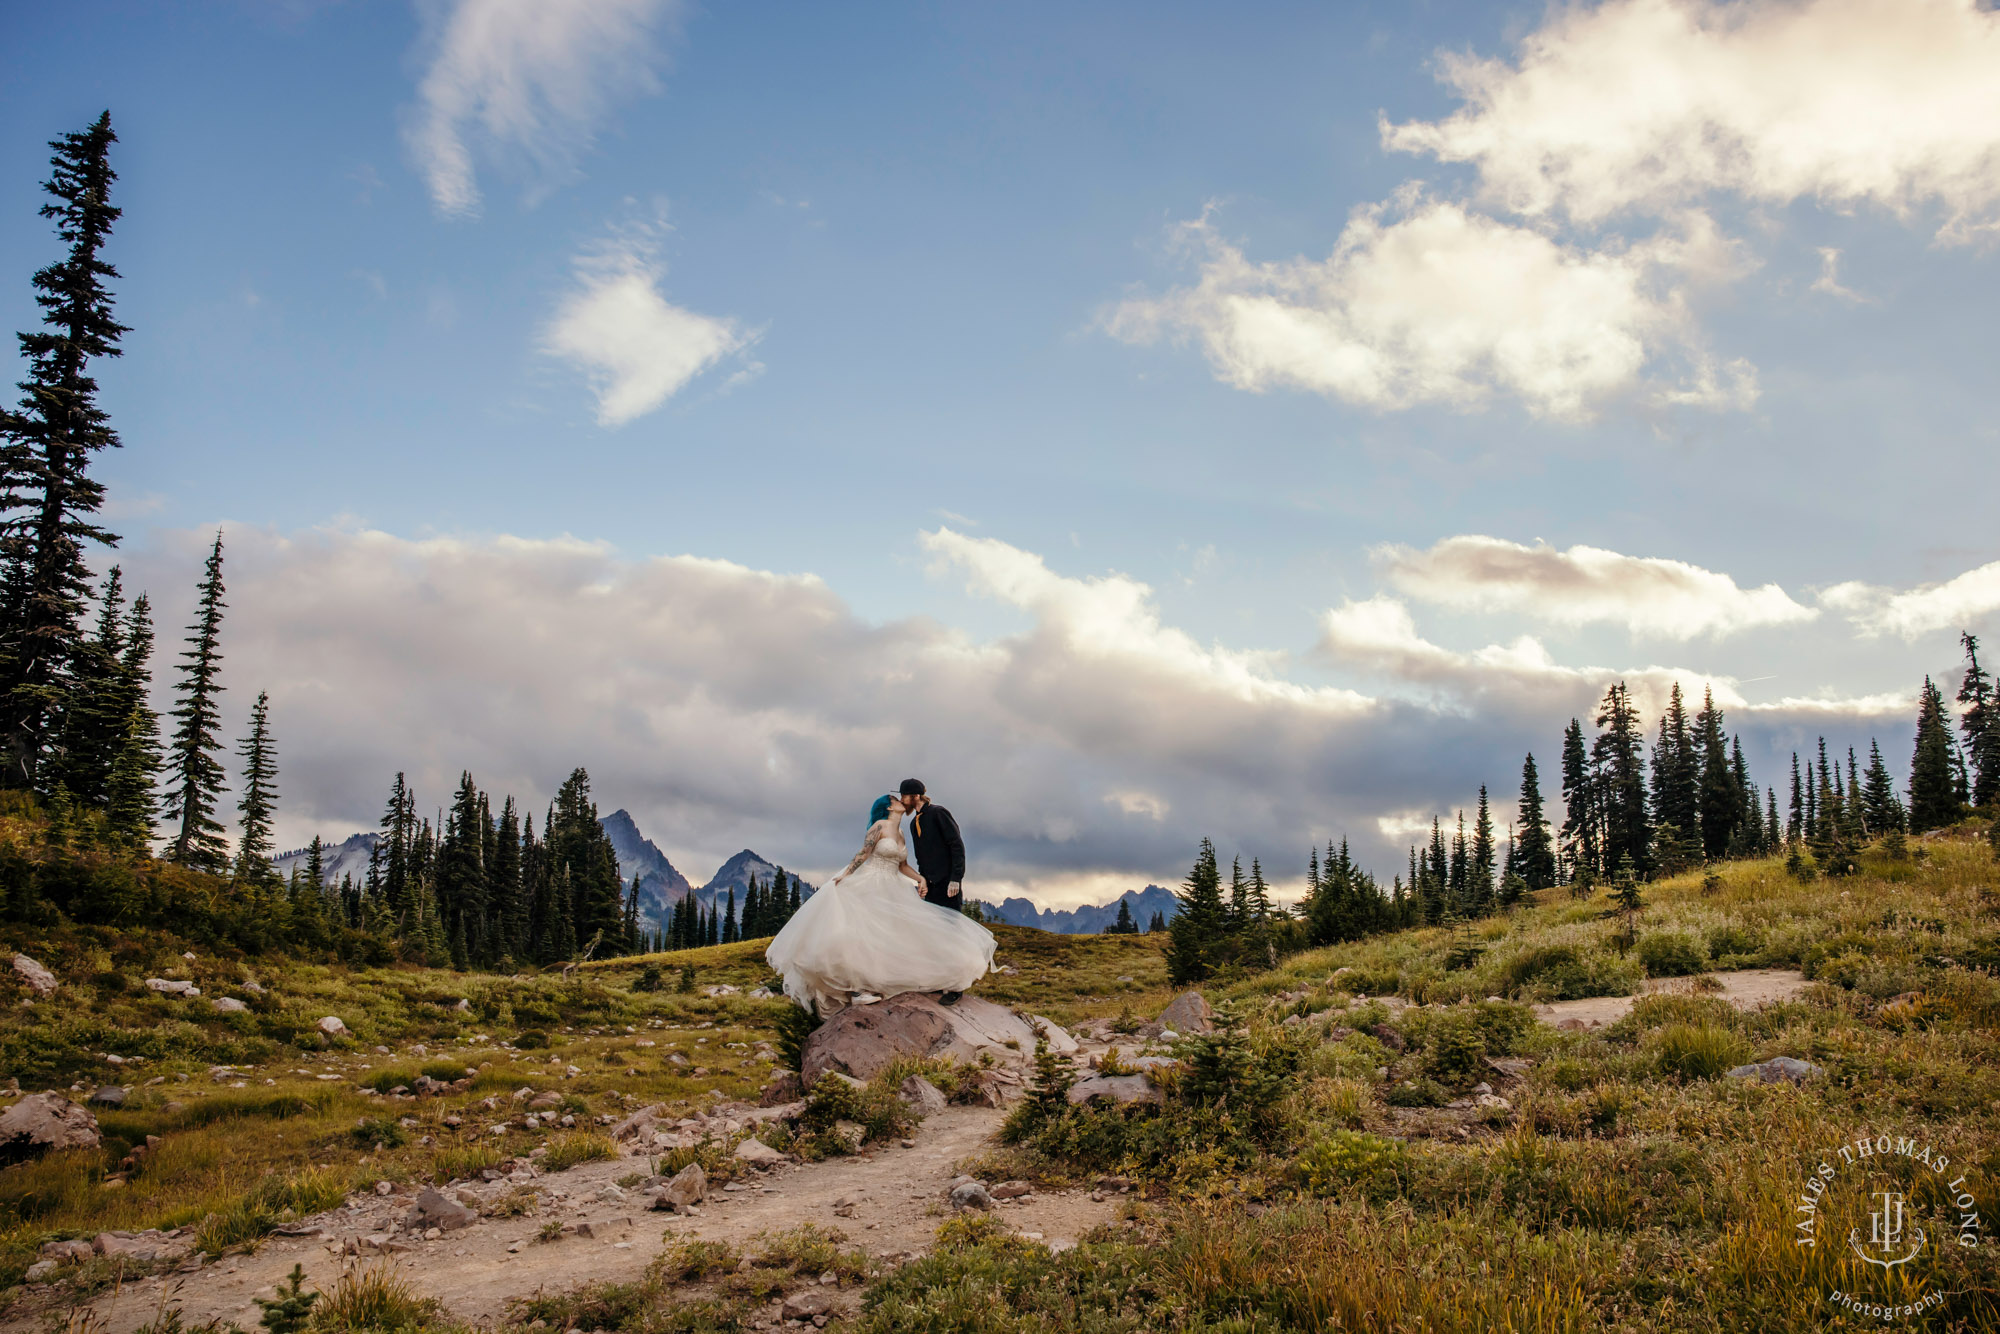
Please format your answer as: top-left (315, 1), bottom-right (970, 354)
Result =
top-left (921, 879), bottom-right (962, 912)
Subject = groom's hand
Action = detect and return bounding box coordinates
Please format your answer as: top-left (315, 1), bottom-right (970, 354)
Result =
top-left (948, 881), bottom-right (961, 898)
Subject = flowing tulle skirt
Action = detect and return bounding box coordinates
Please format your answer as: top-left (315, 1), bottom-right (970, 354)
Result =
top-left (765, 856), bottom-right (995, 1014)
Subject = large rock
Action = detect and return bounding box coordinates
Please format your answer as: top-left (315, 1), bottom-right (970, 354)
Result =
top-left (896, 1075), bottom-right (947, 1117)
top-left (212, 997), bottom-right (248, 1014)
top-left (0, 1092), bottom-right (100, 1162)
top-left (611, 1103), bottom-right (666, 1143)
top-left (734, 1137), bottom-right (787, 1167)
top-left (88, 1086), bottom-right (126, 1108)
top-left (1031, 1018), bottom-right (1080, 1055)
top-left (12, 953), bottom-right (58, 997)
top-left (317, 1016), bottom-right (349, 1037)
top-left (406, 1187), bottom-right (477, 1231)
top-left (144, 978), bottom-right (199, 998)
top-left (800, 993), bottom-right (1060, 1087)
top-left (1727, 1056), bottom-right (1823, 1084)
top-left (1143, 991), bottom-right (1214, 1038)
top-left (1067, 1074), bottom-right (1162, 1107)
top-left (652, 1163), bottom-right (706, 1211)
top-left (759, 1072), bottom-right (804, 1106)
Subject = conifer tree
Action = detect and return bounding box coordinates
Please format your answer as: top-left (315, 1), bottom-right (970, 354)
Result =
top-left (1470, 786), bottom-right (1496, 908)
top-left (1147, 910), bottom-right (1166, 933)
top-left (1957, 632), bottom-right (2000, 809)
top-left (491, 796), bottom-right (523, 961)
top-left (437, 771), bottom-right (488, 966)
top-left (0, 114), bottom-right (128, 791)
top-left (1514, 753), bottom-right (1556, 890)
top-left (305, 835), bottom-right (324, 892)
top-left (1108, 898), bottom-right (1137, 934)
top-left (1592, 684), bottom-right (1651, 875)
top-left (102, 592), bottom-right (159, 851)
top-left (1861, 740), bottom-right (1904, 835)
top-left (1694, 687), bottom-right (1737, 858)
top-left (1559, 717), bottom-right (1598, 881)
top-left (723, 887), bottom-right (737, 943)
top-left (164, 534), bottom-right (228, 871)
top-left (1227, 856), bottom-right (1248, 935)
top-left (1166, 838), bottom-right (1225, 984)
top-left (1910, 676), bottom-right (1961, 832)
top-left (1788, 753), bottom-right (1804, 843)
top-left (1650, 683), bottom-right (1699, 844)
top-left (1604, 853), bottom-right (1643, 949)
top-left (50, 565), bottom-right (125, 805)
top-left (231, 691), bottom-right (279, 887)
top-left (1245, 857), bottom-right (1275, 966)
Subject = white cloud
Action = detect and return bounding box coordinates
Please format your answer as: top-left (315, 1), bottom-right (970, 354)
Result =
top-left (406, 0), bottom-right (678, 217)
top-left (1823, 560), bottom-right (2000, 638)
top-left (542, 226), bottom-right (754, 425)
top-left (1382, 0), bottom-right (2000, 240)
top-left (1378, 534), bottom-right (1817, 639)
top-left (1810, 247), bottom-right (1867, 302)
top-left (1105, 200), bottom-right (1755, 421)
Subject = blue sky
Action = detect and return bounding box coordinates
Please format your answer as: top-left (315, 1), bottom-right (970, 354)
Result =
top-left (6, 0), bottom-right (1999, 901)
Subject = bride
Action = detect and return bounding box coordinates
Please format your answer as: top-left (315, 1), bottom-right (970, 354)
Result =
top-left (766, 792), bottom-right (995, 1015)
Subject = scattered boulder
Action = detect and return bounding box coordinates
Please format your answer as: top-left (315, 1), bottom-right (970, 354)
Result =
top-left (1555, 1018), bottom-right (1588, 1032)
top-left (317, 1016), bottom-right (348, 1037)
top-left (12, 953), bottom-right (58, 997)
top-left (24, 1260), bottom-right (58, 1283)
top-left (1726, 1056), bottom-right (1823, 1084)
top-left (801, 993), bottom-right (1053, 1087)
top-left (527, 1090), bottom-right (563, 1110)
top-left (781, 1288), bottom-right (835, 1320)
top-left (39, 1239), bottom-right (93, 1263)
top-left (948, 1180), bottom-right (993, 1211)
top-left (1030, 1018), bottom-right (1079, 1055)
top-left (1067, 1074), bottom-right (1161, 1107)
top-left (734, 1138), bottom-right (787, 1168)
top-left (144, 978), bottom-right (199, 998)
top-left (212, 997), bottom-right (248, 1014)
top-left (651, 1163), bottom-right (706, 1211)
top-left (1142, 991), bottom-right (1214, 1038)
top-left (611, 1103), bottom-right (666, 1142)
top-left (0, 1092), bottom-right (100, 1162)
top-left (896, 1075), bottom-right (947, 1117)
top-left (87, 1086), bottom-right (126, 1108)
top-left (241, 980), bottom-right (266, 994)
top-left (405, 1186), bottom-right (477, 1231)
top-left (759, 1072), bottom-right (804, 1106)
top-left (990, 1180), bottom-right (1031, 1199)
top-left (93, 1229), bottom-right (187, 1262)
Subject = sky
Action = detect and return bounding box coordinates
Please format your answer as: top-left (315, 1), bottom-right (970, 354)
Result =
top-left (4, 0), bottom-right (1998, 906)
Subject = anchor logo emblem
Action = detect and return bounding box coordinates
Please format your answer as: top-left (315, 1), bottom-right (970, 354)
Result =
top-left (1849, 1189), bottom-right (1927, 1269)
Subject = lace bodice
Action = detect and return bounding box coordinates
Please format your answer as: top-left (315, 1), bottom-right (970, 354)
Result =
top-left (869, 820), bottom-right (906, 861)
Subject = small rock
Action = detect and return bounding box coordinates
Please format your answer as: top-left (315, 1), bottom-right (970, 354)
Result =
top-left (1471, 1082), bottom-right (1493, 1096)
top-left (87, 1086), bottom-right (126, 1108)
top-left (528, 1090), bottom-right (563, 1110)
top-left (948, 1181), bottom-right (993, 1211)
top-left (597, 1184), bottom-right (626, 1202)
top-left (211, 997), bottom-right (248, 1014)
top-left (25, 1260), bottom-right (58, 1282)
top-left (734, 1138), bottom-right (787, 1168)
top-left (1472, 1093), bottom-right (1511, 1110)
top-left (828, 1120), bottom-right (866, 1153)
top-left (405, 1186), bottom-right (477, 1231)
top-left (144, 978), bottom-right (200, 997)
top-left (1556, 1018), bottom-right (1587, 1032)
top-left (317, 1016), bottom-right (348, 1037)
top-left (12, 954), bottom-right (58, 997)
top-left (781, 1288), bottom-right (835, 1320)
top-left (990, 1180), bottom-right (1031, 1199)
top-left (653, 1163), bottom-right (707, 1210)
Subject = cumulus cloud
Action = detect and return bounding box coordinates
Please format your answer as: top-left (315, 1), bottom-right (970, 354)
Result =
top-left (407, 0), bottom-right (679, 216)
top-left (1823, 560), bottom-right (2000, 639)
top-left (1105, 200), bottom-right (1755, 421)
top-left (542, 225), bottom-right (754, 425)
top-left (1378, 534), bottom-right (1816, 639)
top-left (1382, 0), bottom-right (2000, 240)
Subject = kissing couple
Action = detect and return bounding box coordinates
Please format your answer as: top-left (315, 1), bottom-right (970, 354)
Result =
top-left (765, 779), bottom-right (995, 1015)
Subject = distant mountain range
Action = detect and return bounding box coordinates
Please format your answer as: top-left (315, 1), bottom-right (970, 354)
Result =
top-left (975, 883), bottom-right (1179, 934)
top-left (272, 831), bottom-right (379, 886)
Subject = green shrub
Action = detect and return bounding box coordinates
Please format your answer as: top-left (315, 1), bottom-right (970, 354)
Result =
top-left (1492, 944), bottom-right (1640, 1001)
top-left (1635, 930), bottom-right (1709, 978)
top-left (1419, 1009), bottom-right (1487, 1090)
top-left (541, 1132), bottom-right (616, 1172)
top-left (1293, 1130), bottom-right (1408, 1201)
top-left (1648, 1023), bottom-right (1748, 1080)
top-left (513, 1029), bottom-right (549, 1050)
top-left (348, 1117), bottom-right (408, 1150)
top-left (1384, 1078), bottom-right (1450, 1108)
top-left (1706, 922), bottom-right (1763, 961)
top-left (420, 1060), bottom-right (472, 1082)
top-left (359, 1067), bottom-right (419, 1093)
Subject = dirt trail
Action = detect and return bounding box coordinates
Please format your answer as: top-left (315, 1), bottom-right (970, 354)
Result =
top-left (1534, 967), bottom-right (1810, 1028)
top-left (26, 1102), bottom-right (1113, 1334)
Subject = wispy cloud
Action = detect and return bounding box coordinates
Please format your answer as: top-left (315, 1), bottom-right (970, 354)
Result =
top-left (1823, 560), bottom-right (2000, 639)
top-left (542, 220), bottom-right (756, 426)
top-left (1378, 534), bottom-right (1816, 639)
top-left (406, 0), bottom-right (679, 217)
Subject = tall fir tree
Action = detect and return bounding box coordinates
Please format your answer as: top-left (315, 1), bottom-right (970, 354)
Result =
top-left (1649, 683), bottom-right (1699, 844)
top-left (1592, 683), bottom-right (1652, 876)
top-left (1910, 676), bottom-right (1961, 832)
top-left (1514, 752), bottom-right (1556, 890)
top-left (0, 113), bottom-right (127, 792)
top-left (102, 592), bottom-right (159, 850)
top-left (491, 795), bottom-right (523, 961)
top-left (1957, 633), bottom-right (2000, 809)
top-left (231, 690), bottom-right (280, 888)
top-left (1693, 686), bottom-right (1737, 858)
top-left (1108, 897), bottom-right (1137, 934)
top-left (1861, 740), bottom-right (1905, 835)
top-left (1559, 717), bottom-right (1598, 881)
top-left (50, 565), bottom-right (124, 804)
top-left (1470, 786), bottom-right (1496, 909)
top-left (1165, 838), bottom-right (1226, 984)
top-left (437, 771), bottom-right (488, 967)
top-left (163, 534), bottom-right (228, 871)
top-left (1227, 856), bottom-right (1248, 934)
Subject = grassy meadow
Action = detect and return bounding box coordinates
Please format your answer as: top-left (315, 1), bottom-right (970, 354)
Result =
top-left (1, 829), bottom-right (1996, 1330)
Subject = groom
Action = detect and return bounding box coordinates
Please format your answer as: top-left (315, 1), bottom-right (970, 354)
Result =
top-left (900, 778), bottom-right (968, 1003)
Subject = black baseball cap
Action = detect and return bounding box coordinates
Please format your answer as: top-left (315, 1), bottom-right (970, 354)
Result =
top-left (898, 778), bottom-right (926, 797)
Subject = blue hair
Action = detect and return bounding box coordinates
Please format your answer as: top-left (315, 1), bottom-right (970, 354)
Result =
top-left (869, 794), bottom-right (894, 828)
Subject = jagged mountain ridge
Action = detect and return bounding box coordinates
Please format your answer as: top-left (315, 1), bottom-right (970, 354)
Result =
top-left (974, 883), bottom-right (1180, 934)
top-left (271, 831), bottom-right (379, 886)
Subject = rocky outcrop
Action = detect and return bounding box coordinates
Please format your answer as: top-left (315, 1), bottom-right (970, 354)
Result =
top-left (1142, 991), bottom-right (1214, 1038)
top-left (12, 953), bottom-right (58, 997)
top-left (145, 978), bottom-right (199, 997)
top-left (800, 993), bottom-right (1068, 1088)
top-left (896, 1075), bottom-right (947, 1117)
top-left (0, 1093), bottom-right (101, 1162)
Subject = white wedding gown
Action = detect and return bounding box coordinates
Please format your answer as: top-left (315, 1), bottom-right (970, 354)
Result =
top-left (766, 818), bottom-right (995, 1014)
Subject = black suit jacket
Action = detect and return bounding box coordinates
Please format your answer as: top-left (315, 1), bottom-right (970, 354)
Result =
top-left (908, 803), bottom-right (965, 885)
